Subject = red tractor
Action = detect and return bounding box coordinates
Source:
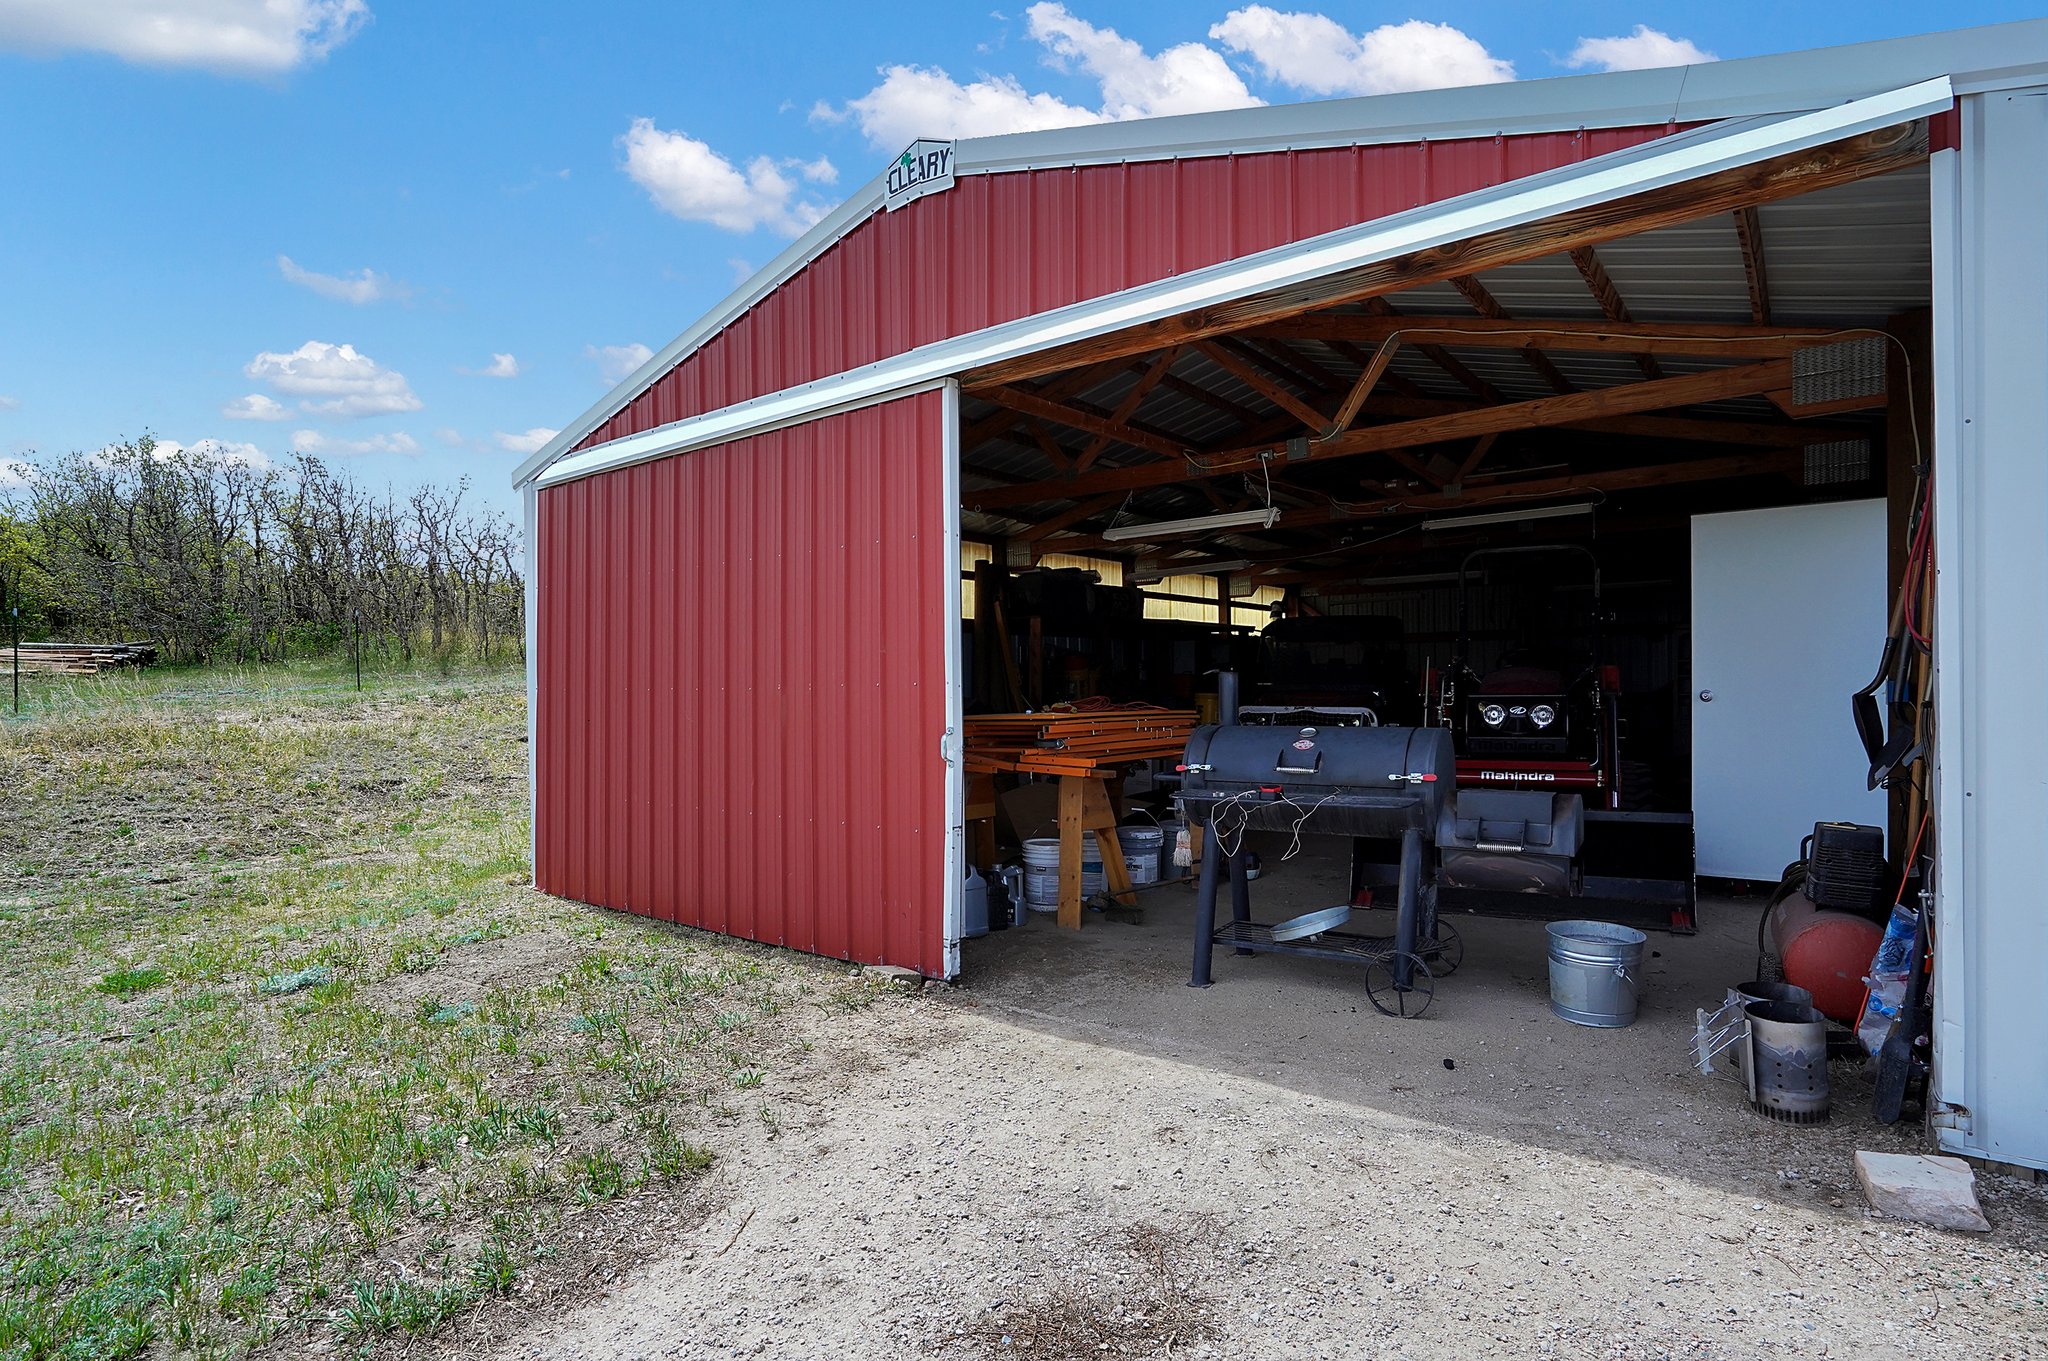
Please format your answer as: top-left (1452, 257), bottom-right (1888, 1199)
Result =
top-left (1432, 545), bottom-right (1622, 807)
top-left (1346, 544), bottom-right (1696, 932)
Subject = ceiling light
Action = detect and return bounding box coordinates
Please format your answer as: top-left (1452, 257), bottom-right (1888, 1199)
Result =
top-left (1419, 503), bottom-right (1594, 533)
top-left (1130, 558), bottom-right (1252, 584)
top-left (1100, 507), bottom-right (1281, 542)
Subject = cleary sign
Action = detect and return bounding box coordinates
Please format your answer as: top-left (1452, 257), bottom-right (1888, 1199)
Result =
top-left (884, 140), bottom-right (955, 211)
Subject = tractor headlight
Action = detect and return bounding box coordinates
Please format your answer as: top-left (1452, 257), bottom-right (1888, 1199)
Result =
top-left (1480, 703), bottom-right (1507, 727)
top-left (1530, 704), bottom-right (1556, 728)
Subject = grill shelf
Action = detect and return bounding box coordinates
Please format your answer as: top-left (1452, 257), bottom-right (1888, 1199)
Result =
top-left (1212, 918), bottom-right (1462, 973)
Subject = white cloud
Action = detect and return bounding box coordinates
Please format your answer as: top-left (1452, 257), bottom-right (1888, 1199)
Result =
top-left (1210, 8), bottom-right (1513, 96)
top-left (621, 119), bottom-right (834, 236)
top-left (277, 254), bottom-right (407, 304)
top-left (0, 395), bottom-right (18, 412)
top-left (0, 0), bottom-right (369, 77)
top-left (819, 66), bottom-right (1102, 150)
top-left (587, 342), bottom-right (653, 385)
top-left (290, 428), bottom-right (419, 457)
top-left (0, 460), bottom-right (33, 490)
top-left (433, 427), bottom-right (466, 447)
top-left (727, 257), bottom-right (754, 286)
top-left (817, 2), bottom-right (1260, 152)
top-left (221, 392), bottom-right (289, 421)
top-left (244, 341), bottom-right (421, 418)
top-left (1028, 2), bottom-right (1259, 120)
top-left (460, 352), bottom-right (520, 378)
top-left (1566, 26), bottom-right (1716, 73)
top-left (493, 427), bottom-right (559, 455)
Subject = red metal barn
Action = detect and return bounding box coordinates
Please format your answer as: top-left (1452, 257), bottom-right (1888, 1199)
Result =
top-left (518, 24), bottom-right (2048, 1169)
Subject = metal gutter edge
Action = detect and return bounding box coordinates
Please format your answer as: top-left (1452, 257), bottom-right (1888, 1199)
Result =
top-left (533, 77), bottom-right (1950, 493)
top-left (534, 377), bottom-right (955, 487)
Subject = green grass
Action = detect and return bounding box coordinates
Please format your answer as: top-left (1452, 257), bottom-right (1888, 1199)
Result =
top-left (94, 968), bottom-right (166, 997)
top-left (0, 659), bottom-right (885, 1358)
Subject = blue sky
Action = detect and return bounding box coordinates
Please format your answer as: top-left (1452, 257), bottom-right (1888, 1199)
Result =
top-left (0, 2), bottom-right (2036, 515)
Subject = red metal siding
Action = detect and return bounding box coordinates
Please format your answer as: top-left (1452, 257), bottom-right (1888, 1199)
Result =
top-left (538, 393), bottom-right (951, 976)
top-left (577, 127), bottom-right (1678, 450)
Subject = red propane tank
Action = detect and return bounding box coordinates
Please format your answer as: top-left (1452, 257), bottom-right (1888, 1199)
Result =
top-left (1767, 890), bottom-right (1885, 1024)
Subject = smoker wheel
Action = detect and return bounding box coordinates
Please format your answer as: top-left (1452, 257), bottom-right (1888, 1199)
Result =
top-left (1364, 953), bottom-right (1435, 1019)
top-left (1420, 922), bottom-right (1463, 977)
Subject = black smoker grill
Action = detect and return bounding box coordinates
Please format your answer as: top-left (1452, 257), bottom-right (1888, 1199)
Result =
top-left (1180, 673), bottom-right (1458, 1017)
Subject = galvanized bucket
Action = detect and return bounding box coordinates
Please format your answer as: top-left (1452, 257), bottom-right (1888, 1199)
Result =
top-left (1546, 919), bottom-right (1648, 1027)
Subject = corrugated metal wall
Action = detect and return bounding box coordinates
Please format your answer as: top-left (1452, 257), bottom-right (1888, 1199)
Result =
top-left (536, 393), bottom-right (951, 976)
top-left (577, 128), bottom-right (1675, 449)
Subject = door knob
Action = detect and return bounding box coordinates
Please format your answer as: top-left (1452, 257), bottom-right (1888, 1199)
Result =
top-left (1698, 689), bottom-right (1715, 702)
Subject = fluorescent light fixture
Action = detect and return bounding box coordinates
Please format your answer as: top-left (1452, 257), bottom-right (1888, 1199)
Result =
top-left (1130, 558), bottom-right (1252, 584)
top-left (1101, 507), bottom-right (1280, 542)
top-left (1419, 503), bottom-right (1594, 533)
top-left (1342, 570), bottom-right (1463, 588)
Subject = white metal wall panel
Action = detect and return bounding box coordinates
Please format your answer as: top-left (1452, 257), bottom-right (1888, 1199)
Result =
top-left (1931, 90), bottom-right (2048, 1170)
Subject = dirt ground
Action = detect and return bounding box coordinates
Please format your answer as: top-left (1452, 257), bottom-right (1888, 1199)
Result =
top-left (489, 834), bottom-right (2048, 1361)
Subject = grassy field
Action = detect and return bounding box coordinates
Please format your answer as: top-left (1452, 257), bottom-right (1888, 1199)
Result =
top-left (0, 660), bottom-right (885, 1358)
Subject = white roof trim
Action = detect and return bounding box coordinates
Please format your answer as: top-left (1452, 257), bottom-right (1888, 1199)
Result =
top-left (513, 21), bottom-right (2046, 490)
top-left (533, 77), bottom-right (1951, 492)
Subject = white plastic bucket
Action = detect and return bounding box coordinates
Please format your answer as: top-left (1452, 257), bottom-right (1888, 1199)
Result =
top-left (1117, 825), bottom-right (1163, 887)
top-left (1022, 835), bottom-right (1103, 910)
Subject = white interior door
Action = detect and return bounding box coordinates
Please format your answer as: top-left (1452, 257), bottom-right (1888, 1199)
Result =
top-left (1691, 499), bottom-right (1887, 879)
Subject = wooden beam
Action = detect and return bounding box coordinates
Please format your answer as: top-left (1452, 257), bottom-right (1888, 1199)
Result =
top-left (1452, 433), bottom-right (1499, 486)
top-left (1363, 297), bottom-right (1504, 404)
top-left (967, 359), bottom-right (1793, 509)
top-left (1073, 348), bottom-right (1179, 473)
top-left (1192, 339), bottom-right (1330, 432)
top-left (1325, 340), bottom-right (1402, 437)
top-left (1024, 418), bottom-right (1073, 474)
top-left (1018, 492), bottom-right (1127, 543)
top-left (961, 360), bottom-right (1126, 448)
top-left (1250, 314), bottom-right (1836, 357)
top-left (1326, 340), bottom-right (1431, 399)
top-left (962, 125), bottom-right (1926, 391)
top-left (1346, 390), bottom-right (1864, 448)
top-left (1568, 246), bottom-right (1662, 380)
top-left (1733, 206), bottom-right (1773, 325)
top-left (1251, 338), bottom-right (1350, 393)
top-left (1214, 337), bottom-right (1332, 395)
top-left (1156, 368), bottom-right (1265, 426)
top-left (1449, 275), bottom-right (1575, 394)
top-left (1381, 448), bottom-right (1449, 488)
top-left (1765, 389), bottom-right (1889, 418)
top-left (1281, 449), bottom-right (1800, 538)
top-left (977, 385), bottom-right (1188, 461)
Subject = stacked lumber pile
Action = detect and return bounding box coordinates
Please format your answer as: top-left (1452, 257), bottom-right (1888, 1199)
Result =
top-left (1, 641), bottom-right (158, 676)
top-left (965, 703), bottom-right (1197, 777)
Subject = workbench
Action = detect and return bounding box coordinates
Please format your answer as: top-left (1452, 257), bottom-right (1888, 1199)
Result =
top-left (963, 705), bottom-right (1195, 929)
top-left (966, 768), bottom-right (1138, 927)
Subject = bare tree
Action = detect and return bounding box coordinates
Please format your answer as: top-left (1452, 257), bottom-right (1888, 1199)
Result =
top-left (1, 438), bottom-right (525, 664)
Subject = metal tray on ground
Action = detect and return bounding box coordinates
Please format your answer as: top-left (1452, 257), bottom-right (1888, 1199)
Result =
top-left (1270, 905), bottom-right (1353, 941)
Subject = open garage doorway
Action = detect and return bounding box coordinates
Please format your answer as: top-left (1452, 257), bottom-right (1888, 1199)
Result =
top-left (949, 154), bottom-right (1930, 988)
